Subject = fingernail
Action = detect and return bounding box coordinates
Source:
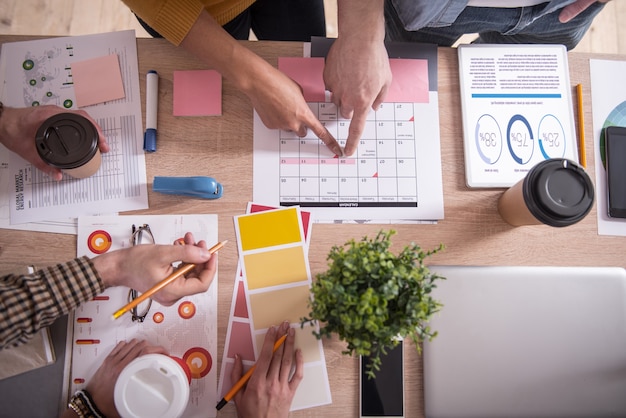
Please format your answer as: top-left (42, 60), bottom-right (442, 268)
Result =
top-left (288, 327), bottom-right (295, 336)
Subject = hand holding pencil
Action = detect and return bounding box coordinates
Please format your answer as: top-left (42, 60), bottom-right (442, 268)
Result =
top-left (96, 232), bottom-right (221, 319)
top-left (221, 321), bottom-right (303, 414)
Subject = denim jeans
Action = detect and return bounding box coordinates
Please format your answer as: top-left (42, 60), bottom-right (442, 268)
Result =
top-left (137, 0), bottom-right (325, 42)
top-left (384, 0), bottom-right (606, 50)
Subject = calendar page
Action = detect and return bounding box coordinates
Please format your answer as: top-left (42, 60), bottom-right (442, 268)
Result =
top-left (253, 95), bottom-right (444, 223)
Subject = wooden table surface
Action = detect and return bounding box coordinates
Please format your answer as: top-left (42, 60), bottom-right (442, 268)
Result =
top-left (1, 36), bottom-right (625, 417)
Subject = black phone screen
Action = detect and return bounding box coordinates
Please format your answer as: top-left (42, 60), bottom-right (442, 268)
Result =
top-left (360, 343), bottom-right (404, 417)
top-left (605, 126), bottom-right (626, 218)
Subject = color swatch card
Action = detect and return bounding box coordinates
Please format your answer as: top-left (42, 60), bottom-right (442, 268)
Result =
top-left (218, 203), bottom-right (312, 404)
top-left (231, 206), bottom-right (332, 410)
top-left (69, 214), bottom-right (219, 418)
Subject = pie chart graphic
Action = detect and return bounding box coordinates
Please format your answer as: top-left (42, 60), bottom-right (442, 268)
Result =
top-left (87, 230), bottom-right (112, 254)
top-left (178, 301), bottom-right (196, 319)
top-left (599, 100), bottom-right (626, 168)
top-left (183, 347), bottom-right (212, 379)
top-left (475, 114), bottom-right (503, 164)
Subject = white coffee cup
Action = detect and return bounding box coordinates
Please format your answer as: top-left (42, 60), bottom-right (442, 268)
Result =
top-left (114, 354), bottom-right (191, 418)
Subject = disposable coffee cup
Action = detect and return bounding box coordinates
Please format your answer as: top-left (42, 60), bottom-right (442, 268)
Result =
top-left (35, 113), bottom-right (101, 179)
top-left (114, 354), bottom-right (191, 418)
top-left (498, 158), bottom-right (594, 227)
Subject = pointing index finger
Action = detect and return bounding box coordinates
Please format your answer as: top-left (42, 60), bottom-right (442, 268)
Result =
top-left (316, 125), bottom-right (344, 157)
top-left (303, 110), bottom-right (344, 157)
top-left (344, 109), bottom-right (368, 156)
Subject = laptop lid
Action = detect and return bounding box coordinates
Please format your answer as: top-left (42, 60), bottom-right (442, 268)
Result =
top-left (424, 266), bottom-right (626, 418)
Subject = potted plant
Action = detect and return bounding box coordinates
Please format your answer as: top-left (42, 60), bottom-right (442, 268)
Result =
top-left (302, 230), bottom-right (445, 378)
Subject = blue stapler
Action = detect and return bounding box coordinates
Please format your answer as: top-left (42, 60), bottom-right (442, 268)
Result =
top-left (153, 176), bottom-right (223, 199)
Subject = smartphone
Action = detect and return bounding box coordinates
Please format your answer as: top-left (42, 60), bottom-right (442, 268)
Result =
top-left (359, 342), bottom-right (404, 418)
top-left (605, 126), bottom-right (626, 218)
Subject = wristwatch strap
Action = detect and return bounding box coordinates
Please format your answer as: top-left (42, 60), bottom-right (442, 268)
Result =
top-left (68, 389), bottom-right (106, 418)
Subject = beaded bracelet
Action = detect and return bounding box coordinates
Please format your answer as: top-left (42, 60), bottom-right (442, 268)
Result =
top-left (68, 389), bottom-right (106, 418)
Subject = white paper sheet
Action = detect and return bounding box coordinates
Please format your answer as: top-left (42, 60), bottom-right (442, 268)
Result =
top-left (68, 214), bottom-right (219, 418)
top-left (590, 59), bottom-right (626, 236)
top-left (0, 30), bottom-right (147, 227)
top-left (253, 96), bottom-right (444, 223)
top-left (458, 44), bottom-right (579, 188)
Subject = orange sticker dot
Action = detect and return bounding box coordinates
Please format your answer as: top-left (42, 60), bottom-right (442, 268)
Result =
top-left (153, 312), bottom-right (164, 323)
top-left (178, 301), bottom-right (196, 319)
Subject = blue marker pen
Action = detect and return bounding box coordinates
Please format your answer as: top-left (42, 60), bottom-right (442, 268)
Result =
top-left (143, 70), bottom-right (159, 152)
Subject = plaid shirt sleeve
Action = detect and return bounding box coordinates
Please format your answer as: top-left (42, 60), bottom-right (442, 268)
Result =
top-left (0, 256), bottom-right (105, 349)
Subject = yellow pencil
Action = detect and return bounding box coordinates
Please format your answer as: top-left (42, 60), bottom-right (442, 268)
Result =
top-left (216, 333), bottom-right (288, 410)
top-left (576, 83), bottom-right (587, 168)
top-left (112, 240), bottom-right (227, 320)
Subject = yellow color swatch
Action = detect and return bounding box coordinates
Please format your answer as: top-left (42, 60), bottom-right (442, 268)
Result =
top-left (237, 208), bottom-right (302, 251)
top-left (255, 324), bottom-right (322, 363)
top-left (249, 285), bottom-right (311, 330)
top-left (244, 246), bottom-right (308, 290)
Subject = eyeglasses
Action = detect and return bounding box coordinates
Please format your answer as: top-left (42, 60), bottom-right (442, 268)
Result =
top-left (128, 224), bottom-right (155, 322)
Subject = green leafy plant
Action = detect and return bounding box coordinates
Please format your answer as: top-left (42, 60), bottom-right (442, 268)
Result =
top-left (302, 230), bottom-right (445, 378)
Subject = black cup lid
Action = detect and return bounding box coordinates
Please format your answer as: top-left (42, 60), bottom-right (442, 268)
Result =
top-left (523, 159), bottom-right (594, 227)
top-left (35, 113), bottom-right (99, 169)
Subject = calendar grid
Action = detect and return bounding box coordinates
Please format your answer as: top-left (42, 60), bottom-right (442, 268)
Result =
top-left (278, 102), bottom-right (419, 208)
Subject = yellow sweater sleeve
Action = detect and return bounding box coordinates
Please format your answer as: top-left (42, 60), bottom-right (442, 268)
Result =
top-left (123, 0), bottom-right (203, 45)
top-left (122, 0), bottom-right (254, 45)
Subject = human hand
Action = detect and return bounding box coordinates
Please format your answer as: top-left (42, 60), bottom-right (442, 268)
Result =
top-left (324, 1), bottom-right (391, 156)
top-left (248, 63), bottom-right (344, 157)
top-left (0, 105), bottom-right (108, 181)
top-left (85, 339), bottom-right (168, 418)
top-left (177, 9), bottom-right (342, 156)
top-left (93, 232), bottom-right (218, 305)
top-left (559, 0), bottom-right (611, 23)
top-left (232, 322), bottom-right (304, 418)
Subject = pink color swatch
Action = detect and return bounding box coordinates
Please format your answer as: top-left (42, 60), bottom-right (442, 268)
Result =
top-left (233, 281), bottom-right (249, 318)
top-left (226, 321), bottom-right (256, 361)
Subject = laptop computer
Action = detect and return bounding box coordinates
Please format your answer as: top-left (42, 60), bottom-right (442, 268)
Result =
top-left (424, 265), bottom-right (626, 418)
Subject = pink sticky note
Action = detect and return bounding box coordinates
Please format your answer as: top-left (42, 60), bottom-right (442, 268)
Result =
top-left (71, 54), bottom-right (125, 107)
top-left (387, 58), bottom-right (429, 103)
top-left (278, 57), bottom-right (429, 104)
top-left (278, 57), bottom-right (326, 102)
top-left (173, 70), bottom-right (222, 116)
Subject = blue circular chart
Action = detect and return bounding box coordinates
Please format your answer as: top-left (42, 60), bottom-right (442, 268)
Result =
top-left (537, 114), bottom-right (567, 160)
top-left (475, 114), bottom-right (503, 164)
top-left (507, 114), bottom-right (534, 164)
top-left (600, 100), bottom-right (626, 168)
